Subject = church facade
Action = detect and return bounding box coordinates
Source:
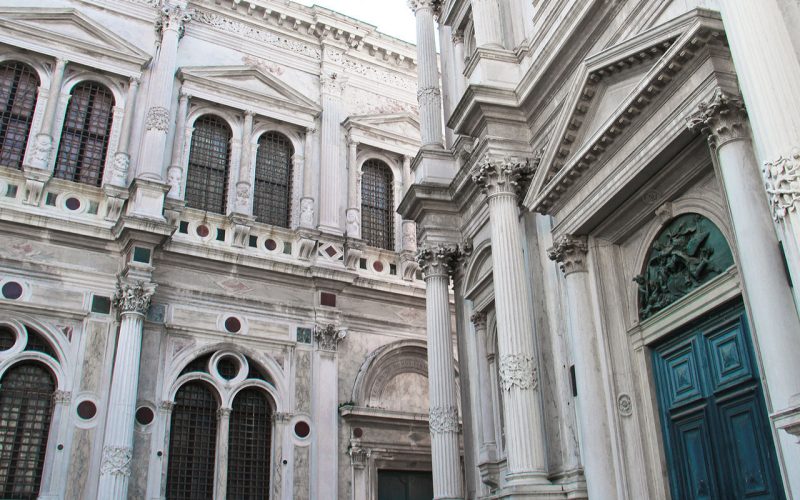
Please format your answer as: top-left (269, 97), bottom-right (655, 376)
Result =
top-left (0, 1), bottom-right (438, 499)
top-left (403, 0), bottom-right (800, 499)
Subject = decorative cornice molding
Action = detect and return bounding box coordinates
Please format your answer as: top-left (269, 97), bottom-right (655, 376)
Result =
top-left (315, 323), bottom-right (347, 351)
top-left (687, 88), bottom-right (749, 150)
top-left (472, 155), bottom-right (536, 200)
top-left (428, 405), bottom-right (459, 434)
top-left (498, 354), bottom-right (537, 391)
top-left (763, 149), bottom-right (800, 221)
top-left (114, 281), bottom-right (156, 315)
top-left (547, 235), bottom-right (589, 275)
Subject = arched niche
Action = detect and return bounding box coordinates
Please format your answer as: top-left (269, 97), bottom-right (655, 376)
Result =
top-left (352, 340), bottom-right (432, 413)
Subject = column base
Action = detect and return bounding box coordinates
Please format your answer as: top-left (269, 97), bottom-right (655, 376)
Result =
top-left (505, 470), bottom-right (551, 486)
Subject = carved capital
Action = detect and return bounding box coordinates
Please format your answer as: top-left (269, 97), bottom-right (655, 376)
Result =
top-left (320, 72), bottom-right (347, 97)
top-left (470, 311), bottom-right (487, 331)
top-left (498, 354), bottom-right (537, 391)
top-left (315, 324), bottom-right (347, 351)
top-left (217, 407), bottom-right (232, 419)
top-left (428, 405), bottom-right (459, 434)
top-left (687, 88), bottom-right (748, 149)
top-left (145, 106), bottom-right (170, 132)
top-left (547, 235), bottom-right (589, 275)
top-left (471, 154), bottom-right (536, 200)
top-left (452, 31), bottom-right (465, 45)
top-left (273, 412), bottom-right (292, 423)
top-left (349, 444), bottom-right (371, 467)
top-left (157, 4), bottom-right (194, 38)
top-left (408, 0), bottom-right (441, 15)
top-left (114, 281), bottom-right (156, 315)
top-left (764, 149), bottom-right (800, 221)
top-left (415, 244), bottom-right (461, 279)
top-left (100, 445), bottom-right (132, 477)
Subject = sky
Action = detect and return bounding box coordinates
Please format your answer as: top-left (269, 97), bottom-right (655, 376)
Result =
top-left (295, 0), bottom-right (417, 44)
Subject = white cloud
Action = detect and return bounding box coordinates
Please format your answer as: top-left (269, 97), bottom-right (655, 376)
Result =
top-left (295, 0), bottom-right (417, 44)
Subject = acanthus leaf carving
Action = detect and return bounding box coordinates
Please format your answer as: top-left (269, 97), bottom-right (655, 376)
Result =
top-left (547, 235), bottom-right (588, 275)
top-left (145, 106), bottom-right (170, 132)
top-left (687, 88), bottom-right (748, 150)
top-left (472, 154), bottom-right (537, 200)
top-left (428, 405), bottom-right (459, 434)
top-left (315, 324), bottom-right (347, 351)
top-left (114, 281), bottom-right (157, 315)
top-left (498, 354), bottom-right (537, 391)
top-left (763, 149), bottom-right (800, 221)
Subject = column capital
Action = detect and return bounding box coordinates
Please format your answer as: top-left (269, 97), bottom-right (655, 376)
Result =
top-left (217, 407), bottom-right (232, 419)
top-left (321, 72), bottom-right (347, 97)
top-left (763, 149), bottom-right (800, 221)
top-left (315, 324), bottom-right (347, 351)
top-left (452, 31), bottom-right (465, 44)
top-left (157, 3), bottom-right (194, 38)
top-left (273, 412), bottom-right (293, 423)
top-left (547, 234), bottom-right (589, 275)
top-left (471, 154), bottom-right (536, 199)
top-left (415, 243), bottom-right (463, 279)
top-left (244, 109), bottom-right (257, 118)
top-left (429, 405), bottom-right (459, 434)
top-left (687, 88), bottom-right (749, 150)
top-left (306, 126), bottom-right (317, 135)
top-left (470, 311), bottom-right (487, 330)
top-left (129, 76), bottom-right (141, 87)
top-left (408, 0), bottom-right (441, 15)
top-left (114, 281), bottom-right (156, 315)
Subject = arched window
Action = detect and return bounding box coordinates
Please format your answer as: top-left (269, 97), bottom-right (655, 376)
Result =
top-left (253, 131), bottom-right (293, 227)
top-left (361, 159), bottom-right (395, 250)
top-left (185, 114), bottom-right (232, 214)
top-left (54, 81), bottom-right (115, 186)
top-left (0, 62), bottom-right (39, 170)
top-left (0, 362), bottom-right (56, 499)
top-left (166, 381), bottom-right (218, 500)
top-left (227, 388), bottom-right (273, 498)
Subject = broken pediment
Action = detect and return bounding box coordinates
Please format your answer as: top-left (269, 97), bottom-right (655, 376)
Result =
top-left (0, 8), bottom-right (150, 74)
top-left (178, 65), bottom-right (321, 126)
top-left (343, 113), bottom-right (421, 156)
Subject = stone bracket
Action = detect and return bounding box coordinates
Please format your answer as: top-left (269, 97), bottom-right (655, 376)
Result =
top-left (22, 166), bottom-right (51, 206)
top-left (344, 239), bottom-right (364, 270)
top-left (296, 229), bottom-right (319, 261)
top-left (103, 184), bottom-right (130, 222)
top-left (228, 213), bottom-right (255, 248)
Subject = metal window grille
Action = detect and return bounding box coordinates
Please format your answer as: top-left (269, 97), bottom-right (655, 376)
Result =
top-left (361, 159), bottom-right (395, 250)
top-left (54, 82), bottom-right (115, 186)
top-left (0, 362), bottom-right (55, 500)
top-left (166, 381), bottom-right (218, 500)
top-left (253, 131), bottom-right (293, 228)
top-left (185, 115), bottom-right (231, 214)
top-left (0, 326), bottom-right (15, 351)
top-left (24, 329), bottom-right (57, 359)
top-left (0, 62), bottom-right (39, 170)
top-left (227, 388), bottom-right (272, 499)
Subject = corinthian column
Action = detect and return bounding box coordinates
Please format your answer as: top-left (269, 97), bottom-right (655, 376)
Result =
top-left (689, 89), bottom-right (800, 493)
top-left (98, 281), bottom-right (156, 499)
top-left (408, 0), bottom-right (443, 149)
top-left (547, 235), bottom-right (617, 499)
top-left (471, 156), bottom-right (548, 483)
top-left (416, 245), bottom-right (464, 499)
top-left (470, 312), bottom-right (497, 463)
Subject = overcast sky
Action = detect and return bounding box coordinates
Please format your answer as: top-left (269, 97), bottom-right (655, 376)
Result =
top-left (296, 0), bottom-right (417, 44)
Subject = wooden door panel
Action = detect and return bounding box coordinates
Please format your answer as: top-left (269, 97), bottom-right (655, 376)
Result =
top-left (671, 411), bottom-right (719, 499)
top-left (705, 321), bottom-right (755, 392)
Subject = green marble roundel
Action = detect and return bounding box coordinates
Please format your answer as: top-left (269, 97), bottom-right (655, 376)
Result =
top-left (635, 213), bottom-right (734, 319)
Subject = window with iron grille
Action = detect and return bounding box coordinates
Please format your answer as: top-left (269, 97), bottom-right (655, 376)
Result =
top-left (0, 362), bottom-right (55, 500)
top-left (54, 82), bottom-right (115, 186)
top-left (0, 62), bottom-right (39, 170)
top-left (227, 388), bottom-right (272, 499)
top-left (166, 381), bottom-right (218, 500)
top-left (253, 131), bottom-right (293, 227)
top-left (185, 114), bottom-right (231, 214)
top-left (361, 159), bottom-right (395, 250)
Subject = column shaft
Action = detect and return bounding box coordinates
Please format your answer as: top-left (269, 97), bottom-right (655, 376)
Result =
top-left (471, 0), bottom-right (504, 49)
top-left (215, 409), bottom-right (231, 499)
top-left (451, 33), bottom-right (466, 98)
top-left (233, 111), bottom-right (254, 214)
top-left (300, 127), bottom-right (315, 229)
top-left (167, 92), bottom-right (189, 199)
top-left (471, 313), bottom-right (497, 462)
top-left (346, 139), bottom-right (360, 238)
top-left (411, 2), bottom-right (444, 148)
top-left (318, 71), bottom-right (345, 232)
top-left (110, 78), bottom-right (140, 187)
top-left (28, 58), bottom-right (66, 171)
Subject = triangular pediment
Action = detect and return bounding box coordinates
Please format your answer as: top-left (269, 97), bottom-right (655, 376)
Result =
top-left (343, 112), bottom-right (421, 155)
top-left (524, 9), bottom-right (725, 213)
top-left (178, 66), bottom-right (321, 124)
top-left (0, 8), bottom-right (150, 71)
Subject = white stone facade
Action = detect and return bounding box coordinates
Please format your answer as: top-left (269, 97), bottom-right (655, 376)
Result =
top-left (0, 1), bottom-right (437, 499)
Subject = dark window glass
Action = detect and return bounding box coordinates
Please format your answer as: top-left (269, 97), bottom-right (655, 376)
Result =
top-left (361, 159), bottom-right (395, 250)
top-left (216, 356), bottom-right (239, 380)
top-left (0, 326), bottom-right (15, 351)
top-left (0, 62), bottom-right (39, 170)
top-left (185, 115), bottom-right (231, 214)
top-left (253, 131), bottom-right (293, 228)
top-left (0, 362), bottom-right (55, 500)
top-left (179, 353), bottom-right (213, 376)
top-left (227, 388), bottom-right (272, 499)
top-left (166, 381), bottom-right (218, 500)
top-left (24, 328), bottom-right (57, 359)
top-left (54, 82), bottom-right (114, 186)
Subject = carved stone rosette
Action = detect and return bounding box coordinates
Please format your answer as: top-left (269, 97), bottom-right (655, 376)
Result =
top-left (763, 149), bottom-right (800, 220)
top-left (471, 154), bottom-right (536, 200)
top-left (687, 88), bottom-right (749, 150)
top-left (100, 445), bottom-right (133, 477)
top-left (415, 244), bottom-right (462, 279)
top-left (315, 324), bottom-right (347, 351)
top-left (498, 354), bottom-right (537, 391)
top-left (114, 281), bottom-right (157, 315)
top-left (547, 235), bottom-right (589, 275)
top-left (428, 405), bottom-right (459, 434)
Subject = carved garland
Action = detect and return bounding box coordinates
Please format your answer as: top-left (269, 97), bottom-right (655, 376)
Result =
top-left (498, 354), bottom-right (537, 391)
top-left (145, 106), bottom-right (170, 132)
top-left (100, 445), bottom-right (133, 477)
top-left (428, 405), bottom-right (459, 434)
top-left (763, 149), bottom-right (800, 221)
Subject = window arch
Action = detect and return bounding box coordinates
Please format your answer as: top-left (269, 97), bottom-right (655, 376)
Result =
top-left (0, 361), bottom-right (56, 499)
top-left (166, 381), bottom-right (218, 500)
top-left (185, 114), bottom-right (232, 214)
top-left (227, 387), bottom-right (273, 497)
top-left (253, 131), bottom-right (294, 228)
top-left (0, 61), bottom-right (39, 170)
top-left (54, 81), bottom-right (115, 186)
top-left (361, 159), bottom-right (395, 250)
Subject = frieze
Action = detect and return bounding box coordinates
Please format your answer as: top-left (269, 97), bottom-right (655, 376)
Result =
top-left (100, 445), bottom-right (133, 477)
top-left (428, 405), bottom-right (459, 434)
top-left (763, 149), bottom-right (800, 221)
top-left (498, 354), bottom-right (537, 391)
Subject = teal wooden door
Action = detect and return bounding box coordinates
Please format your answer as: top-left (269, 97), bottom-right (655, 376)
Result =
top-left (377, 470), bottom-right (433, 500)
top-left (653, 303), bottom-right (785, 499)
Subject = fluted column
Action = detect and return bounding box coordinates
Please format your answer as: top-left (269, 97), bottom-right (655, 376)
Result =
top-left (548, 235), bottom-right (617, 499)
top-left (300, 126), bottom-right (316, 228)
top-left (27, 57), bottom-right (67, 172)
top-left (215, 407), bottom-right (232, 499)
top-left (409, 0), bottom-right (444, 149)
top-left (346, 138), bottom-right (361, 238)
top-left (166, 91), bottom-right (190, 199)
top-left (471, 0), bottom-right (504, 49)
top-left (98, 281), bottom-right (156, 499)
top-left (451, 32), bottom-right (466, 97)
top-left (416, 245), bottom-right (464, 499)
top-left (689, 89), bottom-right (800, 493)
top-left (233, 110), bottom-right (255, 215)
top-left (470, 312), bottom-right (497, 463)
top-left (716, 0), bottom-right (800, 307)
top-left (318, 70), bottom-right (347, 233)
top-left (109, 77), bottom-right (141, 187)
top-left (471, 156), bottom-right (548, 482)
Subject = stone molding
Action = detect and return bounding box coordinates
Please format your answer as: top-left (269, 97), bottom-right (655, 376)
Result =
top-left (144, 106), bottom-right (170, 132)
top-left (763, 149), bottom-right (800, 221)
top-left (428, 405), bottom-right (459, 434)
top-left (315, 324), bottom-right (347, 351)
top-left (415, 244), bottom-right (462, 279)
top-left (498, 354), bottom-right (537, 391)
top-left (687, 88), bottom-right (749, 150)
top-left (100, 445), bottom-right (133, 477)
top-left (114, 281), bottom-right (156, 315)
top-left (547, 235), bottom-right (589, 275)
top-left (472, 154), bottom-right (536, 199)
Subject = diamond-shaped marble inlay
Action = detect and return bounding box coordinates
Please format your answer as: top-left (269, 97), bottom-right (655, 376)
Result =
top-left (325, 245), bottom-right (338, 257)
